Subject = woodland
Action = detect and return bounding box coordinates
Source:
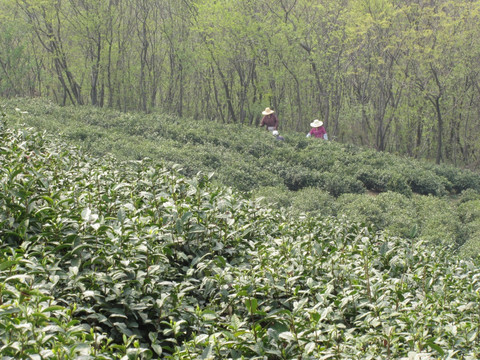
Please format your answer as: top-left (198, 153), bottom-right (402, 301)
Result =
top-left (2, 0), bottom-right (480, 168)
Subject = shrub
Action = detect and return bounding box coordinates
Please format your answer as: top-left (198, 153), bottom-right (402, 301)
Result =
top-left (383, 170), bottom-right (412, 196)
top-left (355, 166), bottom-right (383, 191)
top-left (430, 164), bottom-right (458, 193)
top-left (429, 164), bottom-right (480, 193)
top-left (295, 137), bottom-right (309, 150)
top-left (453, 170), bottom-right (480, 193)
top-left (459, 223), bottom-right (480, 258)
top-left (337, 191), bottom-right (417, 238)
top-left (458, 199), bottom-right (480, 223)
top-left (400, 165), bottom-right (448, 196)
top-left (457, 200), bottom-right (480, 256)
top-left (250, 185), bottom-right (292, 209)
top-left (458, 188), bottom-right (480, 203)
top-left (290, 187), bottom-right (337, 216)
top-left (354, 167), bottom-right (411, 195)
top-left (279, 166), bottom-right (321, 191)
top-left (413, 195), bottom-right (464, 247)
top-left (373, 191), bottom-right (418, 237)
top-left (336, 193), bottom-right (383, 228)
top-left (320, 172), bottom-right (365, 197)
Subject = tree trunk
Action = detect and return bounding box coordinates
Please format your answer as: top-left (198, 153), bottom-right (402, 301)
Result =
top-left (90, 33), bottom-right (102, 106)
top-left (434, 96), bottom-right (443, 164)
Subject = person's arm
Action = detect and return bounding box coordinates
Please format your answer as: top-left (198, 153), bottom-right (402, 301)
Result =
top-left (274, 114), bottom-right (279, 129)
top-left (306, 128), bottom-right (312, 137)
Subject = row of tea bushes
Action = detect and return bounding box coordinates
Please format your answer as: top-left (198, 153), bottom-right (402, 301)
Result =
top-left (5, 98), bottom-right (480, 197)
top-left (2, 124), bottom-right (480, 358)
top-left (4, 98), bottom-right (480, 255)
top-left (253, 186), bottom-right (480, 253)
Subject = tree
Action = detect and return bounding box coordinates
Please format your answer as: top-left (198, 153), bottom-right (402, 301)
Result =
top-left (18, 0), bottom-right (84, 105)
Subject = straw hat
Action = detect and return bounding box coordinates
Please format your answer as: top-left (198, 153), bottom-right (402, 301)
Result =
top-left (262, 107), bottom-right (275, 115)
top-left (310, 119), bottom-right (323, 128)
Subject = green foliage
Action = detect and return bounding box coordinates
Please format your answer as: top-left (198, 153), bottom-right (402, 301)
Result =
top-left (250, 185), bottom-right (293, 209)
top-left (6, 98), bottom-right (479, 202)
top-left (290, 187), bottom-right (337, 216)
top-left (459, 188), bottom-right (480, 203)
top-left (6, 98), bottom-right (480, 257)
top-left (457, 198), bottom-right (480, 257)
top-left (356, 166), bottom-right (412, 196)
top-left (336, 193), bottom-right (391, 234)
top-left (454, 170), bottom-right (480, 193)
top-left (401, 166), bottom-right (449, 196)
top-left (336, 192), bottom-right (465, 242)
top-left (319, 172), bottom-right (366, 197)
top-left (3, 124), bottom-right (480, 358)
top-left (413, 195), bottom-right (464, 248)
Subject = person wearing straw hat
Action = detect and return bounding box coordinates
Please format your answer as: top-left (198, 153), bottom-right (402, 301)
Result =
top-left (260, 107), bottom-right (279, 131)
top-left (306, 119), bottom-right (328, 140)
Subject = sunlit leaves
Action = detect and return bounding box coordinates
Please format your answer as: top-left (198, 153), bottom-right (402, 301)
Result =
top-left (3, 125), bottom-right (480, 359)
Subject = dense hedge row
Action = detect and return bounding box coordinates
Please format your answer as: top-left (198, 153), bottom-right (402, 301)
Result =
top-left (2, 125), bottom-right (480, 359)
top-left (4, 99), bottom-right (480, 254)
top-left (5, 98), bottom-right (480, 197)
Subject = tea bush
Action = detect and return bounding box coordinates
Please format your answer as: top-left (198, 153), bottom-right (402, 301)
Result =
top-left (413, 195), bottom-right (465, 247)
top-left (289, 187), bottom-right (337, 216)
top-left (400, 166), bottom-right (449, 196)
top-left (453, 170), bottom-right (480, 193)
top-left (459, 223), bottom-right (480, 258)
top-left (459, 188), bottom-right (480, 203)
top-left (458, 199), bottom-right (480, 223)
top-left (278, 165), bottom-right (321, 191)
top-left (336, 193), bottom-right (386, 230)
top-left (5, 98), bottom-right (480, 256)
top-left (384, 170), bottom-right (413, 196)
top-left (356, 166), bottom-right (384, 191)
top-left (429, 164), bottom-right (480, 193)
top-left (6, 98), bottom-right (479, 199)
top-left (3, 125), bottom-right (480, 358)
top-left (336, 192), bottom-right (424, 239)
top-left (355, 167), bottom-right (412, 196)
top-left (372, 191), bottom-right (418, 237)
top-left (250, 185), bottom-right (293, 209)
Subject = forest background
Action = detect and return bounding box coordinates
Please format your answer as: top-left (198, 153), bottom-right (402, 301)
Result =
top-left (1, 0), bottom-right (480, 168)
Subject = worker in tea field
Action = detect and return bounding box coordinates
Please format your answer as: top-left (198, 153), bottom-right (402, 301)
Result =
top-left (260, 107), bottom-right (279, 131)
top-left (306, 119), bottom-right (328, 140)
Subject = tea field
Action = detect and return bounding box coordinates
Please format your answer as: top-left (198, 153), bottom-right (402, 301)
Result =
top-left (2, 107), bottom-right (480, 359)
top-left (4, 99), bottom-right (480, 255)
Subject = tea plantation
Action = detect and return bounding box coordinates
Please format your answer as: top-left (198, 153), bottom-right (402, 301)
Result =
top-left (2, 106), bottom-right (480, 358)
top-left (4, 98), bottom-right (480, 255)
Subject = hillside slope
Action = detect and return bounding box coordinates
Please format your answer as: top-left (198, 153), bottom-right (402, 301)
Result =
top-left (3, 98), bottom-right (480, 255)
top-left (5, 98), bottom-right (480, 196)
top-left (2, 122), bottom-right (480, 359)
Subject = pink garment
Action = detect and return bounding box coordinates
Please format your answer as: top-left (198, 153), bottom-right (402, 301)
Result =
top-left (309, 126), bottom-right (326, 138)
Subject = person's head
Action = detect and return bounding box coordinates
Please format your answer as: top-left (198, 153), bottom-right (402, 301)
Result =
top-left (262, 107), bottom-right (274, 115)
top-left (272, 130), bottom-right (279, 136)
top-left (310, 119), bottom-right (323, 128)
